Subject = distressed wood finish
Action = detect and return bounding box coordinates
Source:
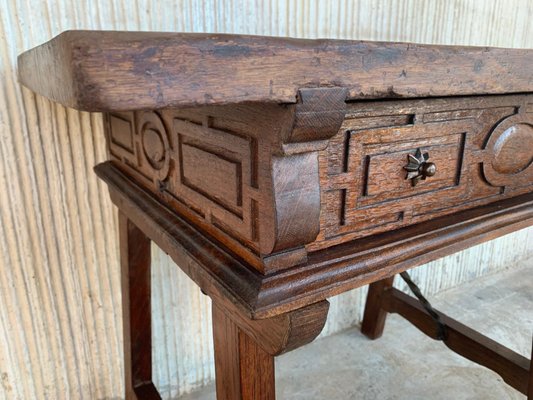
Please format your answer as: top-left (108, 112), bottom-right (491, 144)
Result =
top-left (103, 87), bottom-right (347, 273)
top-left (102, 161), bottom-right (533, 398)
top-left (18, 31), bottom-right (533, 399)
top-left (17, 31), bottom-right (533, 111)
top-left (312, 95), bottom-right (533, 249)
top-left (103, 94), bottom-right (533, 272)
top-left (96, 162), bottom-right (533, 319)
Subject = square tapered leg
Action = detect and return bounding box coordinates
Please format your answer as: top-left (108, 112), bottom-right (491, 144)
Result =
top-left (361, 276), bottom-right (395, 340)
top-left (119, 213), bottom-right (161, 399)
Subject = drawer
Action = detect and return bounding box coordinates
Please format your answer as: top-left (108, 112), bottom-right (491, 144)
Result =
top-left (104, 92), bottom-right (532, 271)
top-left (310, 95), bottom-right (533, 250)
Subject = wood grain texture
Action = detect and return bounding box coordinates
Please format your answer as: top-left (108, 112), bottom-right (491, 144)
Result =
top-left (104, 94), bottom-right (533, 273)
top-left (212, 304), bottom-right (275, 400)
top-left (360, 276), bottom-right (395, 340)
top-left (17, 30), bottom-right (533, 111)
top-left (119, 213), bottom-right (161, 400)
top-left (382, 287), bottom-right (531, 396)
top-left (310, 94), bottom-right (533, 250)
top-left (95, 162), bottom-right (533, 319)
top-left (104, 153), bottom-right (533, 398)
top-left (5, 2), bottom-right (533, 399)
top-left (213, 296), bottom-right (329, 356)
top-left (286, 87), bottom-right (348, 145)
top-left (270, 153), bottom-right (320, 252)
top-left (103, 92), bottom-right (342, 273)
top-left (211, 299), bottom-right (328, 399)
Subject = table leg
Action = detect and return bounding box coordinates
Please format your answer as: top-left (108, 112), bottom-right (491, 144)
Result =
top-left (211, 300), bottom-right (329, 400)
top-left (361, 276), bottom-right (395, 339)
top-left (213, 304), bottom-right (275, 400)
top-left (529, 336), bottom-right (533, 399)
top-left (119, 213), bottom-right (161, 399)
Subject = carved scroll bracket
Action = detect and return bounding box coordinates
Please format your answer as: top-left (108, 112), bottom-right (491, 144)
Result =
top-left (278, 87), bottom-right (348, 155)
top-left (261, 87), bottom-right (349, 266)
top-left (104, 87), bottom-right (350, 274)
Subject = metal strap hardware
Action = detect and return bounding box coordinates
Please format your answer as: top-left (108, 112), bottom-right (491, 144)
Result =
top-left (399, 271), bottom-right (448, 341)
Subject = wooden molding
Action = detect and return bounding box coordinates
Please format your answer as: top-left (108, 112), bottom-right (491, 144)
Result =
top-left (19, 32), bottom-right (533, 274)
top-left (103, 94), bottom-right (533, 273)
top-left (95, 162), bottom-right (533, 319)
top-left (214, 298), bottom-right (329, 356)
top-left (281, 87), bottom-right (348, 152)
top-left (310, 94), bottom-right (533, 250)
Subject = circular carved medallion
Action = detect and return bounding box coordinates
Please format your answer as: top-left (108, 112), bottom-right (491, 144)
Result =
top-left (482, 114), bottom-right (533, 187)
top-left (143, 128), bottom-right (166, 168)
top-left (491, 123), bottom-right (533, 174)
top-left (138, 111), bottom-right (170, 181)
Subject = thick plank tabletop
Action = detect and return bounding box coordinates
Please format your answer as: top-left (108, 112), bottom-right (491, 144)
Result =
top-left (18, 30), bottom-right (533, 111)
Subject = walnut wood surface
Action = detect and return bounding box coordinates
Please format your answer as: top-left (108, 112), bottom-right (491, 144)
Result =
top-left (19, 31), bottom-right (533, 273)
top-left (119, 213), bottom-right (161, 400)
top-left (214, 297), bottom-right (329, 356)
top-left (360, 276), bottom-right (395, 340)
top-left (212, 304), bottom-right (275, 400)
top-left (119, 175), bottom-right (329, 399)
top-left (103, 94), bottom-right (533, 273)
top-left (529, 343), bottom-right (533, 398)
top-left (18, 30), bottom-right (533, 400)
top-left (103, 87), bottom-right (347, 273)
top-left (96, 162), bottom-right (533, 319)
top-left (18, 31), bottom-right (533, 111)
top-left (211, 299), bottom-right (328, 399)
top-left (311, 94), bottom-right (533, 250)
top-left (382, 287), bottom-right (531, 396)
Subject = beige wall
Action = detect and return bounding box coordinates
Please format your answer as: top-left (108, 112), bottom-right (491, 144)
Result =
top-left (0, 1), bottom-right (532, 399)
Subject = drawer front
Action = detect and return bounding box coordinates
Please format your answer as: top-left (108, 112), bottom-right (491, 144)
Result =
top-left (310, 95), bottom-right (533, 250)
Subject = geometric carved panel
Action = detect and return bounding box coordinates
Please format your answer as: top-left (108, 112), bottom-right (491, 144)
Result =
top-left (105, 111), bottom-right (260, 250)
top-left (169, 118), bottom-right (258, 245)
top-left (181, 143), bottom-right (242, 214)
top-left (109, 114), bottom-right (134, 153)
top-left (362, 131), bottom-right (465, 201)
top-left (107, 111), bottom-right (171, 185)
top-left (138, 111), bottom-right (171, 182)
top-left (310, 94), bottom-right (533, 250)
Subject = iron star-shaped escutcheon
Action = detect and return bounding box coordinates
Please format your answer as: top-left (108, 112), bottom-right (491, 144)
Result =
top-left (403, 148), bottom-right (437, 186)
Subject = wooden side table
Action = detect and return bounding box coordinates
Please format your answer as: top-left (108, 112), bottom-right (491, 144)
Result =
top-left (18, 31), bottom-right (533, 399)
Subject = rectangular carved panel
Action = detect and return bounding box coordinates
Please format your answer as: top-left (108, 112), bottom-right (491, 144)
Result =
top-left (171, 118), bottom-right (257, 244)
top-left (309, 94), bottom-right (533, 250)
top-left (104, 100), bottom-right (334, 274)
top-left (180, 143), bottom-right (242, 213)
top-left (104, 95), bottom-right (533, 269)
top-left (109, 114), bottom-right (134, 153)
top-left (104, 111), bottom-right (261, 255)
top-left (362, 132), bottom-right (464, 200)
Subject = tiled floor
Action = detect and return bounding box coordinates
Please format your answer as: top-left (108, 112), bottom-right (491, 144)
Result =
top-left (182, 259), bottom-right (532, 399)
